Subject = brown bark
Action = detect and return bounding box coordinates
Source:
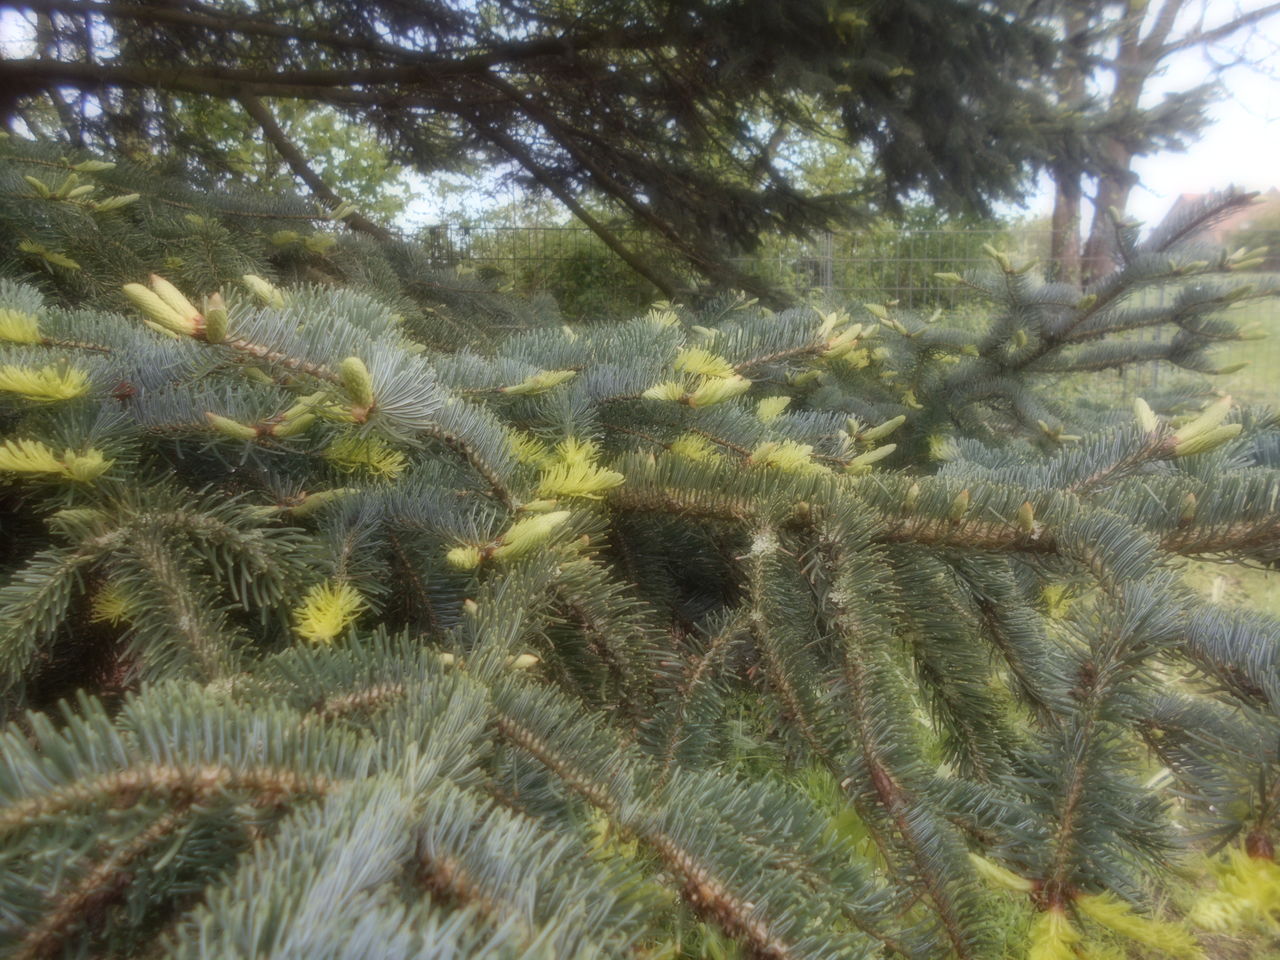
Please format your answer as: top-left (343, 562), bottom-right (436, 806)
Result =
top-left (1049, 168), bottom-right (1083, 286)
top-left (1080, 0), bottom-right (1161, 283)
top-left (1047, 7), bottom-right (1089, 286)
top-left (1080, 139), bottom-right (1136, 283)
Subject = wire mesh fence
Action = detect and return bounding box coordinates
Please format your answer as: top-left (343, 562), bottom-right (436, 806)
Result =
top-left (418, 224), bottom-right (1279, 400)
top-left (418, 223), bottom-right (1053, 307)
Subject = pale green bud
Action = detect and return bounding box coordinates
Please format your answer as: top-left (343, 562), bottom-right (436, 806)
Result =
top-left (860, 414), bottom-right (906, 442)
top-left (1133, 397), bottom-right (1159, 433)
top-left (903, 482), bottom-right (920, 513)
top-left (1173, 423), bottom-right (1242, 458)
top-left (148, 275), bottom-right (200, 326)
top-left (1016, 501), bottom-right (1035, 534)
top-left (123, 283), bottom-right (196, 336)
top-left (1172, 396), bottom-right (1233, 446)
top-left (1211, 362), bottom-right (1249, 376)
top-left (205, 412), bottom-right (259, 440)
top-left (202, 292), bottom-right (228, 343)
top-left (270, 413), bottom-right (316, 438)
top-left (91, 193), bottom-right (140, 213)
top-left (1178, 492), bottom-right (1197, 525)
top-left (288, 488), bottom-right (357, 518)
top-left (845, 443), bottom-right (897, 474)
top-left (242, 274), bottom-right (286, 308)
top-left (339, 356), bottom-right (375, 409)
top-left (446, 545), bottom-right (484, 570)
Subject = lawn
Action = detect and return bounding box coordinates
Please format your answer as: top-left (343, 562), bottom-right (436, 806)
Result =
top-left (1211, 282), bottom-right (1280, 405)
top-left (1044, 280), bottom-right (1280, 621)
top-left (1180, 286), bottom-right (1280, 634)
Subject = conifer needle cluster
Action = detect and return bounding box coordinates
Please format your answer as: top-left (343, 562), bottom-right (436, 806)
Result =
top-left (0, 138), bottom-right (1279, 959)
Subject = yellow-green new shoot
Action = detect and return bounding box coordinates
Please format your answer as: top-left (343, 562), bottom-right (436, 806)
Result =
top-left (0, 364), bottom-right (90, 401)
top-left (1075, 892), bottom-right (1202, 959)
top-left (537, 438), bottom-right (624, 500)
top-left (0, 308), bottom-right (41, 344)
top-left (674, 347), bottom-right (736, 379)
top-left (293, 581), bottom-right (367, 644)
top-left (491, 511), bottom-right (572, 562)
top-left (502, 369), bottom-right (577, 395)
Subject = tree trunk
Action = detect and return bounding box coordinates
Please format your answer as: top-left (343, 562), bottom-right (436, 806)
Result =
top-left (1049, 168), bottom-right (1083, 287)
top-left (1081, 139), bottom-right (1136, 284)
top-left (1080, 0), bottom-right (1182, 284)
top-left (1047, 6), bottom-right (1090, 287)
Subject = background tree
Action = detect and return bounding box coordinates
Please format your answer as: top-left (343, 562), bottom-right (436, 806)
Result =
top-left (12, 7), bottom-right (416, 220)
top-left (1226, 202), bottom-right (1280, 270)
top-left (1037, 0), bottom-right (1280, 285)
top-left (0, 0), bottom-right (1062, 303)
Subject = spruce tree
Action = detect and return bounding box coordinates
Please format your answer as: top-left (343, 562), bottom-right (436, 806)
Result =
top-left (1, 136), bottom-right (1279, 959)
top-left (4, 0), bottom-right (1059, 302)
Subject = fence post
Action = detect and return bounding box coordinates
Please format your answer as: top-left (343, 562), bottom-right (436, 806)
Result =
top-left (821, 230), bottom-right (834, 293)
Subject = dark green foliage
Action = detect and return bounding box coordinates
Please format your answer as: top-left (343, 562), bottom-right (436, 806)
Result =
top-left (5, 0), bottom-right (1063, 299)
top-left (0, 141), bottom-right (1279, 959)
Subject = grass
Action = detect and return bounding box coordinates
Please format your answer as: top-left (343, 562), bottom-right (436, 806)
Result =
top-left (1174, 282), bottom-right (1280, 616)
top-left (1208, 288), bottom-right (1280, 405)
top-left (1181, 561), bottom-right (1280, 619)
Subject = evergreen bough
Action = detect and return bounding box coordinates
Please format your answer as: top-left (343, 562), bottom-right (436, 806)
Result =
top-left (1, 137), bottom-right (1279, 959)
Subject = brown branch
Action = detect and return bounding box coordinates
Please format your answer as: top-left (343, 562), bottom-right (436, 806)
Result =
top-left (237, 95), bottom-right (392, 242)
top-left (42, 336), bottom-right (112, 353)
top-left (1152, 191), bottom-right (1260, 253)
top-left (26, 0), bottom-right (427, 64)
top-left (1066, 435), bottom-right (1170, 496)
top-left (17, 807), bottom-right (190, 960)
top-left (0, 59), bottom-right (417, 106)
top-left (819, 531), bottom-right (976, 957)
top-left (223, 337), bottom-right (340, 382)
top-left (658, 614), bottom-right (746, 781)
top-left (319, 682), bottom-right (409, 718)
top-left (20, 0), bottom-right (666, 71)
top-left (734, 342), bottom-right (825, 373)
top-left (688, 427), bottom-right (753, 459)
top-left (1159, 517), bottom-right (1280, 557)
top-left (421, 424), bottom-right (516, 511)
top-left (467, 119), bottom-right (683, 300)
top-left (1138, 0), bottom-right (1188, 60)
top-left (479, 74), bottom-right (787, 305)
top-left (492, 710), bottom-right (800, 960)
top-left (0, 764), bottom-right (333, 838)
top-left (387, 532), bottom-right (441, 635)
top-left (1160, 1), bottom-right (1280, 55)
top-left (1040, 696), bottom-right (1101, 908)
